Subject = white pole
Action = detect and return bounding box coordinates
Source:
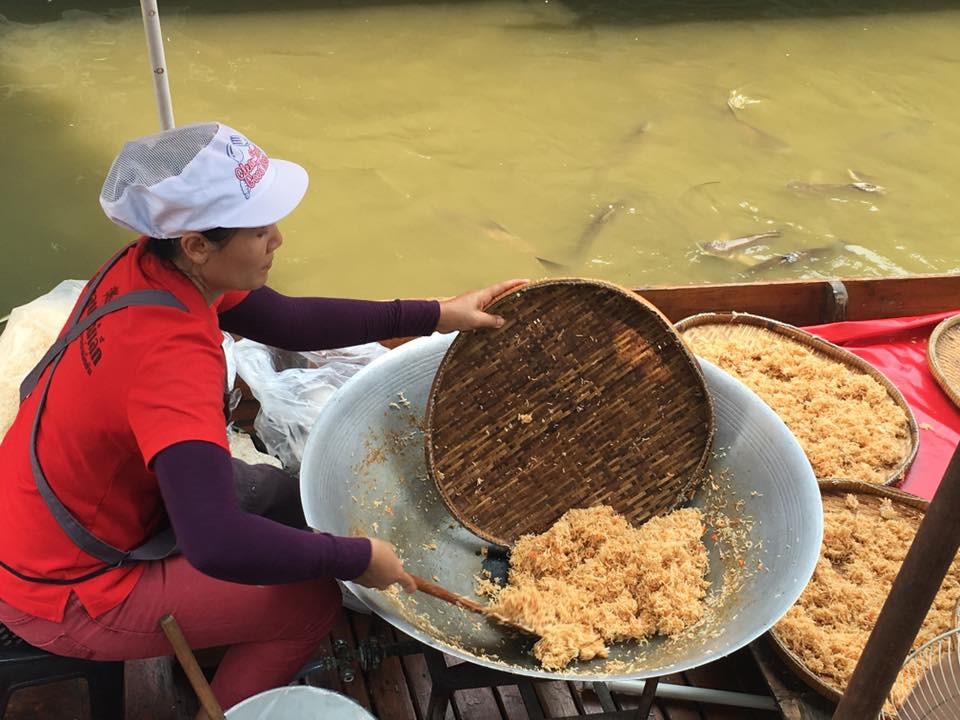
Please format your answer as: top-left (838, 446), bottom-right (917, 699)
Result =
top-left (139, 0), bottom-right (175, 130)
top-left (601, 680), bottom-right (780, 711)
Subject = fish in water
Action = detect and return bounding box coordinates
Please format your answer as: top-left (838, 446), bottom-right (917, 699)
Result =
top-left (725, 94), bottom-right (789, 152)
top-left (576, 202), bottom-right (623, 254)
top-left (849, 181), bottom-right (885, 193)
top-left (734, 117), bottom-right (789, 152)
top-left (480, 220), bottom-right (572, 272)
top-left (699, 230), bottom-right (781, 258)
top-left (620, 120), bottom-right (651, 145)
top-left (480, 220), bottom-right (540, 256)
top-left (535, 255), bottom-right (569, 273)
top-left (787, 171), bottom-right (887, 196)
top-left (846, 168), bottom-right (887, 194)
top-left (727, 91), bottom-right (762, 112)
top-left (745, 244), bottom-right (842, 274)
top-left (537, 200), bottom-right (625, 272)
top-left (787, 181), bottom-right (886, 196)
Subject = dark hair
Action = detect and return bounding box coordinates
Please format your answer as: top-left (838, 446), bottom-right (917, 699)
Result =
top-left (146, 227), bottom-right (239, 260)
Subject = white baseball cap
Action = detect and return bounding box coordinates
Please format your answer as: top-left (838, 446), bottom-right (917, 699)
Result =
top-left (99, 122), bottom-right (308, 239)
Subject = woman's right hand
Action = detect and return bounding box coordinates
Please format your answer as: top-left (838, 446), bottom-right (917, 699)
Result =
top-left (353, 538), bottom-right (417, 593)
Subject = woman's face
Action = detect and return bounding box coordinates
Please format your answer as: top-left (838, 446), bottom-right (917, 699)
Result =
top-left (200, 224), bottom-right (283, 293)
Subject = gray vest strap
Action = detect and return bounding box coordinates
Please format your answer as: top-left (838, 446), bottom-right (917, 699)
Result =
top-left (20, 243), bottom-right (189, 572)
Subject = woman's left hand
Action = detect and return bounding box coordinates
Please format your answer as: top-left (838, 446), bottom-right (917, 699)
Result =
top-left (436, 279), bottom-right (528, 333)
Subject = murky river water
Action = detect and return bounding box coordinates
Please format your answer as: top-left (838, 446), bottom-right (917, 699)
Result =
top-left (2, 0), bottom-right (959, 315)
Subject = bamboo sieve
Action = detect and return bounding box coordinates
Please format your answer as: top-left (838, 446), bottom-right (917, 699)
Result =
top-left (424, 278), bottom-right (715, 546)
top-left (768, 479), bottom-right (931, 704)
top-left (928, 313), bottom-right (960, 410)
top-left (677, 312), bottom-right (919, 487)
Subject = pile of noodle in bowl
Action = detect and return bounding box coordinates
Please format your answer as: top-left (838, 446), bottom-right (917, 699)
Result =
top-left (479, 505), bottom-right (711, 670)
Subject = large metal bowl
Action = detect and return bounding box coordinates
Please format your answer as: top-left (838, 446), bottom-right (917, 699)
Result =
top-left (301, 333), bottom-right (822, 680)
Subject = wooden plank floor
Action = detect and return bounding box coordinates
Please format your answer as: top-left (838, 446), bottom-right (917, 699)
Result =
top-left (5, 608), bottom-right (783, 719)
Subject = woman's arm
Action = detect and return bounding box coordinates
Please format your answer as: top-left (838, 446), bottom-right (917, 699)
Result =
top-left (154, 440), bottom-right (371, 584)
top-left (218, 278), bottom-right (529, 350)
top-left (218, 286), bottom-right (439, 350)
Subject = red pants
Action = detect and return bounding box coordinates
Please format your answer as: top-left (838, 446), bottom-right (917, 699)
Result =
top-left (0, 555), bottom-right (341, 710)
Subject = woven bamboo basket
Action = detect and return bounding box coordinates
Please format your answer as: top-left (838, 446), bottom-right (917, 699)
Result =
top-left (928, 313), bottom-right (960, 409)
top-left (768, 479), bottom-right (934, 705)
top-left (424, 278), bottom-right (715, 547)
top-left (676, 312), bottom-right (918, 487)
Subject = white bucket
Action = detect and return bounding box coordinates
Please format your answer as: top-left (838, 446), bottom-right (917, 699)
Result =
top-left (226, 686), bottom-right (376, 719)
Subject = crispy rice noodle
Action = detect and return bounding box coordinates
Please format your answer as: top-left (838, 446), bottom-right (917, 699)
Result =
top-left (480, 505), bottom-right (710, 670)
top-left (774, 494), bottom-right (960, 715)
top-left (685, 333), bottom-right (909, 483)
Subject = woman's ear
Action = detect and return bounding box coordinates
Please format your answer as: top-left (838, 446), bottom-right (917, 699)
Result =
top-left (179, 232), bottom-right (211, 265)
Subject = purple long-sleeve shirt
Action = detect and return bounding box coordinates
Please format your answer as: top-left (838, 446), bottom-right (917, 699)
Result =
top-left (219, 286), bottom-right (440, 351)
top-left (155, 441), bottom-right (372, 582)
top-left (153, 288), bottom-right (440, 585)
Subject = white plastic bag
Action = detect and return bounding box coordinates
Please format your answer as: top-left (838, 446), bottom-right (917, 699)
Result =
top-left (0, 280), bottom-right (85, 436)
top-left (232, 339), bottom-right (387, 472)
top-left (222, 331), bottom-right (238, 394)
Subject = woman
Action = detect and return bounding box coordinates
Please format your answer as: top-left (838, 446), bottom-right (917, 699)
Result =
top-left (0, 121), bottom-right (525, 714)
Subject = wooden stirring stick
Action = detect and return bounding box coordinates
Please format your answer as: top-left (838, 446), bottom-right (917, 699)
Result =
top-left (159, 614), bottom-right (227, 720)
top-left (409, 574), bottom-right (537, 635)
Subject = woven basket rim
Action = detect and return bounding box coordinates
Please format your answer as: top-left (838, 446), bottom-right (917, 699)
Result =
top-left (676, 311), bottom-right (919, 487)
top-left (424, 277), bottom-right (716, 546)
top-left (767, 479), bottom-right (928, 704)
top-left (927, 312), bottom-right (960, 410)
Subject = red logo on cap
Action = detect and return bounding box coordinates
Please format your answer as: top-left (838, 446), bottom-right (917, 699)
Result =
top-left (235, 145), bottom-right (269, 192)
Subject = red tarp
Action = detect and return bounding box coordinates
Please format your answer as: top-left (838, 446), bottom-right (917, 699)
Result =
top-left (802, 311), bottom-right (960, 500)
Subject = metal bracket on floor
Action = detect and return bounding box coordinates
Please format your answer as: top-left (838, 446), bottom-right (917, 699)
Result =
top-left (299, 618), bottom-right (777, 717)
top-left (421, 647), bottom-right (661, 720)
top-left (421, 646), bottom-right (549, 720)
top-left (589, 679), bottom-right (658, 719)
top-left (295, 635), bottom-right (421, 685)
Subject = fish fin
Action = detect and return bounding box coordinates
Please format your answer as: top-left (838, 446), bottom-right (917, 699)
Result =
top-left (536, 256), bottom-right (570, 273)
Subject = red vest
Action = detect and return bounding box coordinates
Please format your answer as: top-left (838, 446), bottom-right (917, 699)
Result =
top-left (0, 238), bottom-right (247, 621)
